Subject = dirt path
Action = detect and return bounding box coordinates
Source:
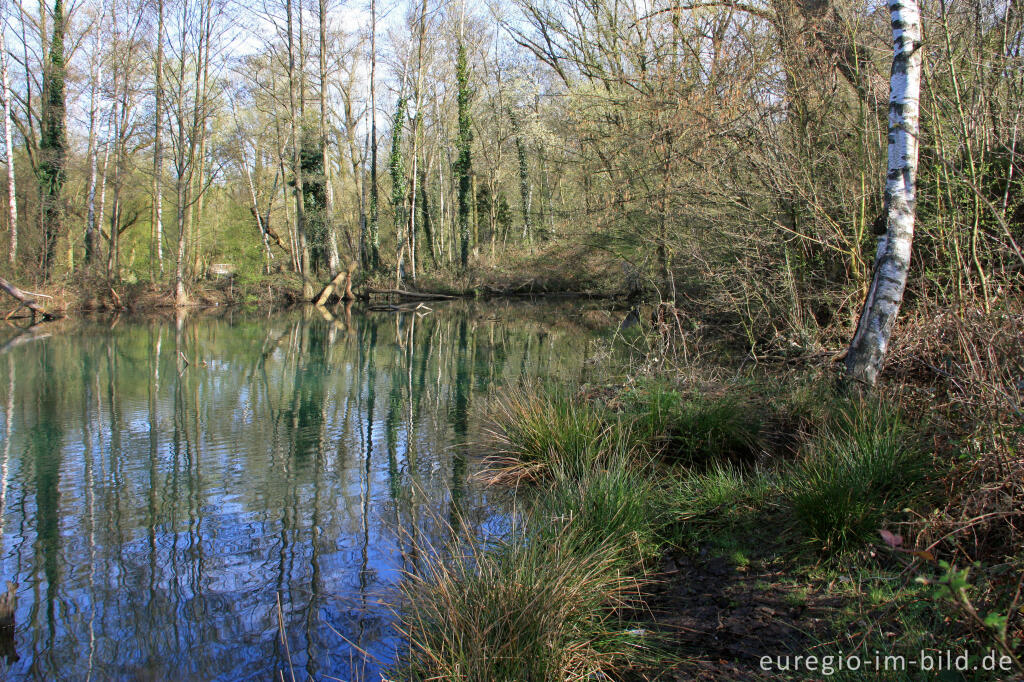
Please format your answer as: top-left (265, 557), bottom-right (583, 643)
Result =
top-left (632, 547), bottom-right (841, 680)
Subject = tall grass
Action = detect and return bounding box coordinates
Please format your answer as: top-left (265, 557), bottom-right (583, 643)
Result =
top-left (625, 383), bottom-right (762, 463)
top-left (668, 461), bottom-right (775, 522)
top-left (533, 441), bottom-right (661, 564)
top-left (397, 382), bottom-right (936, 680)
top-left (394, 456), bottom-right (657, 680)
top-left (394, 420), bottom-right (660, 681)
top-left (485, 388), bottom-right (612, 481)
top-left (786, 399), bottom-right (928, 552)
top-left (395, 527), bottom-right (643, 682)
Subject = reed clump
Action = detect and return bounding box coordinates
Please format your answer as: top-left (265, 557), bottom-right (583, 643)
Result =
top-left (394, 445), bottom-right (659, 681)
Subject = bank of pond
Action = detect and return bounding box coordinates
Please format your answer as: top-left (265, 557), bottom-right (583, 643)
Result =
top-left (0, 300), bottom-right (1019, 680)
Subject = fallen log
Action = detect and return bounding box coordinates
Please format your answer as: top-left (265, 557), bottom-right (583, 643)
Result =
top-left (0, 277), bottom-right (59, 321)
top-left (368, 302), bottom-right (433, 313)
top-left (314, 261), bottom-right (357, 306)
top-left (366, 287), bottom-right (456, 301)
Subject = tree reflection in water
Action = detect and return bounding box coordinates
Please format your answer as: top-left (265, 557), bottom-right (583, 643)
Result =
top-left (0, 300), bottom-right (606, 680)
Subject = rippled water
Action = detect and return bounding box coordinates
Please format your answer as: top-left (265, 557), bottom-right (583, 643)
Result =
top-left (0, 301), bottom-right (610, 680)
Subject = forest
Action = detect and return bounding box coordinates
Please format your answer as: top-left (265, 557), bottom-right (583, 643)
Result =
top-left (0, 0), bottom-right (1020, 337)
top-left (0, 0), bottom-right (1022, 677)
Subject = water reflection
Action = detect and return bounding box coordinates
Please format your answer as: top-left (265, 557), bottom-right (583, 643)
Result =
top-left (0, 301), bottom-right (607, 680)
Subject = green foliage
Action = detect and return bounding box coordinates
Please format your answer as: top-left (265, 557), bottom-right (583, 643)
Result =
top-left (786, 400), bottom-right (927, 552)
top-left (299, 130), bottom-right (329, 273)
top-left (38, 0), bottom-right (68, 279)
top-left (390, 96), bottom-right (408, 245)
top-left (625, 383), bottom-right (762, 464)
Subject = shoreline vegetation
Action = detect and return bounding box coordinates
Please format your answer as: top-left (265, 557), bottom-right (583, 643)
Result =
top-left (1, 241), bottom-right (631, 316)
top-left (387, 301), bottom-right (1024, 680)
top-left (0, 0), bottom-right (1021, 673)
top-left (4, 241), bottom-right (1022, 679)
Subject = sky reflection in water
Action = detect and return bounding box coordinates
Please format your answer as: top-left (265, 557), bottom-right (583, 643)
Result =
top-left (0, 301), bottom-right (609, 681)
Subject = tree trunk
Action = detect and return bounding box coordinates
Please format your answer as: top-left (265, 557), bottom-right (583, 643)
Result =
top-left (389, 96), bottom-right (407, 285)
top-left (845, 0), bottom-right (922, 386)
top-left (318, 0), bottom-right (339, 272)
top-left (367, 0), bottom-right (380, 270)
top-left (456, 40), bottom-right (472, 269)
top-left (408, 0), bottom-right (429, 280)
top-left (509, 108), bottom-right (532, 244)
top-left (286, 0), bottom-right (312, 298)
top-left (0, 29), bottom-right (17, 265)
top-left (85, 1), bottom-right (105, 266)
top-left (151, 0), bottom-right (164, 278)
top-left (38, 0), bottom-right (67, 281)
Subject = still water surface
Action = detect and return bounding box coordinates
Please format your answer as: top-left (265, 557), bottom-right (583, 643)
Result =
top-left (0, 301), bottom-right (609, 680)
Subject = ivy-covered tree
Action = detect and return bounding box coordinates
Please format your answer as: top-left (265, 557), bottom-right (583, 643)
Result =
top-left (38, 0), bottom-right (67, 280)
top-left (455, 40), bottom-right (472, 269)
top-left (390, 96), bottom-right (408, 278)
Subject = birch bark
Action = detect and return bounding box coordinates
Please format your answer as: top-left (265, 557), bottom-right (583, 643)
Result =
top-left (845, 0), bottom-right (922, 386)
top-left (0, 24), bottom-right (17, 265)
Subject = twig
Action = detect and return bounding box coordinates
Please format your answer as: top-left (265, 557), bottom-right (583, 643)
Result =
top-left (276, 592), bottom-right (297, 682)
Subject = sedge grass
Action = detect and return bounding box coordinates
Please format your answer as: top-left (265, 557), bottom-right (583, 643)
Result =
top-left (786, 398), bottom-right (928, 553)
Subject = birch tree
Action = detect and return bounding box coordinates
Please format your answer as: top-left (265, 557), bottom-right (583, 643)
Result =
top-left (0, 15), bottom-right (17, 265)
top-left (845, 0), bottom-right (923, 386)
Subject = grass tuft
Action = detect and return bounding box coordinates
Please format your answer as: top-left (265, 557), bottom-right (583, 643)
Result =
top-left (626, 383), bottom-right (762, 464)
top-left (786, 399), bottom-right (928, 552)
top-left (484, 388), bottom-right (612, 482)
top-left (394, 498), bottom-right (651, 680)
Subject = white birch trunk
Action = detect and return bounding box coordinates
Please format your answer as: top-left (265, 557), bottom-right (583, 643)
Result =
top-left (846, 0), bottom-right (922, 386)
top-left (0, 30), bottom-right (16, 265)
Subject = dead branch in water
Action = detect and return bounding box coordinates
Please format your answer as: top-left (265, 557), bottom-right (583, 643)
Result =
top-left (0, 277), bottom-right (59, 321)
top-left (313, 261), bottom-right (358, 306)
top-left (366, 287), bottom-right (456, 300)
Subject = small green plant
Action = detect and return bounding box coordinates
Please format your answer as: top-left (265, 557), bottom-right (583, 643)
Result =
top-left (918, 561), bottom-right (1024, 673)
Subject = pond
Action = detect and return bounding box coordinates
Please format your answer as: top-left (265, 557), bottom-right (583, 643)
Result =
top-left (0, 300), bottom-right (613, 681)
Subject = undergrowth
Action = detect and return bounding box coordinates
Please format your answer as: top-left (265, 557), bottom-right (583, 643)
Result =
top-left (393, 362), bottom-right (1023, 680)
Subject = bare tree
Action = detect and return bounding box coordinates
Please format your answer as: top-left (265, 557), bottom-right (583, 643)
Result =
top-left (845, 0), bottom-right (923, 386)
top-left (0, 11), bottom-right (17, 265)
